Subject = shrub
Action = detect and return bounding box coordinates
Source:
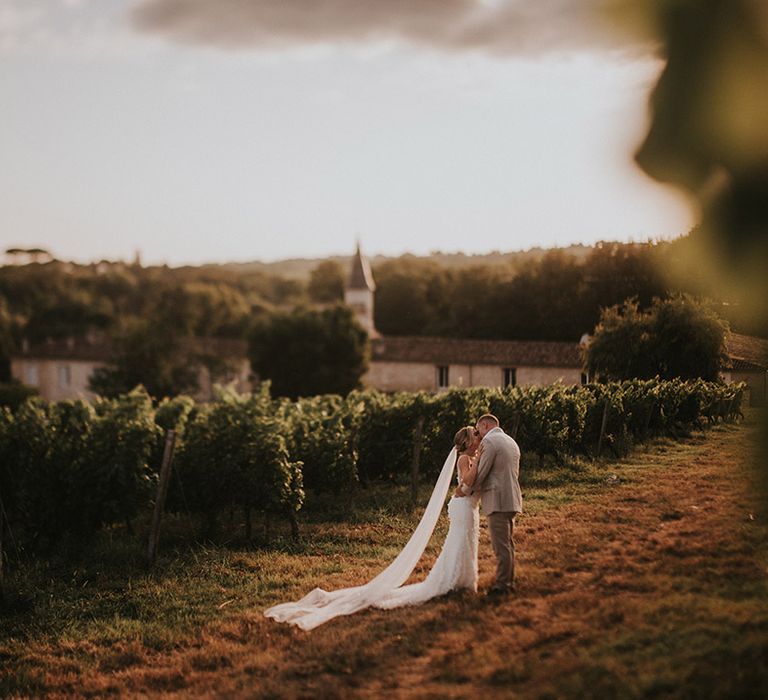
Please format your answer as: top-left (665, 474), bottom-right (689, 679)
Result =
top-left (172, 391), bottom-right (303, 538)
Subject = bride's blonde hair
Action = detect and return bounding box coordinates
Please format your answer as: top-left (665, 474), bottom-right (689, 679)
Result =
top-left (453, 426), bottom-right (475, 454)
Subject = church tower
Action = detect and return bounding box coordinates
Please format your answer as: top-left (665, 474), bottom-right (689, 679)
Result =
top-left (345, 243), bottom-right (377, 336)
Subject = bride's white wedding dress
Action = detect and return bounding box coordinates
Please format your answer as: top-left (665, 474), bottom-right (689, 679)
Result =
top-left (264, 448), bottom-right (479, 630)
top-left (375, 469), bottom-right (479, 609)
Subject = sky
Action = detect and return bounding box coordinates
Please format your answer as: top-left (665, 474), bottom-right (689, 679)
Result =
top-left (0, 0), bottom-right (694, 266)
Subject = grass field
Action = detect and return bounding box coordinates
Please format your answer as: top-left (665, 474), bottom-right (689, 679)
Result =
top-left (2, 414), bottom-right (767, 698)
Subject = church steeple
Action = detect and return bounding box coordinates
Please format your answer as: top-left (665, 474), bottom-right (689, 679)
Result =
top-left (344, 243), bottom-right (377, 335)
top-left (347, 242), bottom-right (376, 292)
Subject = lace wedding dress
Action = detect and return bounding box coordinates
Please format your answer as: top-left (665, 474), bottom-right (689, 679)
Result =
top-left (374, 465), bottom-right (479, 609)
top-left (264, 447), bottom-right (479, 630)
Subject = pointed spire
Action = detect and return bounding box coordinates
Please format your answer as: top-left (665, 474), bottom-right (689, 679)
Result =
top-left (347, 241), bottom-right (376, 291)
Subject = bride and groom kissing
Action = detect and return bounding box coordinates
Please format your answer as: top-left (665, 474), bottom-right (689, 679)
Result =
top-left (265, 414), bottom-right (522, 630)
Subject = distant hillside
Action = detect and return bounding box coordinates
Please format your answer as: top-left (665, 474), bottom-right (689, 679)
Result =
top-left (217, 243), bottom-right (596, 281)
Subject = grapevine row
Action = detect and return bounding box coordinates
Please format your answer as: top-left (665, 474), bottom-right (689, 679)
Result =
top-left (0, 379), bottom-right (743, 553)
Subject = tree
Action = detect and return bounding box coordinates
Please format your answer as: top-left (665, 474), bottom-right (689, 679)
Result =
top-left (372, 258), bottom-right (446, 336)
top-left (249, 305), bottom-right (369, 399)
top-left (652, 294), bottom-right (730, 381)
top-left (89, 320), bottom-right (199, 399)
top-left (585, 294), bottom-right (729, 382)
top-left (24, 291), bottom-right (113, 343)
top-left (0, 295), bottom-right (16, 381)
top-left (308, 260), bottom-right (345, 303)
top-left (582, 299), bottom-right (655, 380)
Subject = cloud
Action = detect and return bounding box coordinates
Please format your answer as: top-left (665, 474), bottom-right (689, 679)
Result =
top-left (0, 0), bottom-right (142, 58)
top-left (61, 0), bottom-right (92, 9)
top-left (130, 0), bottom-right (654, 56)
top-left (0, 2), bottom-right (45, 52)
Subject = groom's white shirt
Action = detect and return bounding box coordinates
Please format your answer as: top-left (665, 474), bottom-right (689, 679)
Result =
top-left (462, 426), bottom-right (522, 515)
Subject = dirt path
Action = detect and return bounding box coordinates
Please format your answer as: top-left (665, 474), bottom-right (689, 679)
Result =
top-left (20, 420), bottom-right (767, 698)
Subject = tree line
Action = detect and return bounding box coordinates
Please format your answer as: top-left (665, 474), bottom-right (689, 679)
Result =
top-left (0, 232), bottom-right (761, 400)
top-left (371, 233), bottom-right (763, 341)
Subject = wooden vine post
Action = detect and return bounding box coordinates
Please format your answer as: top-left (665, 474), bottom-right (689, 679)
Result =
top-left (0, 489), bottom-right (20, 603)
top-left (0, 491), bottom-right (4, 602)
top-left (410, 416), bottom-right (425, 506)
top-left (596, 400), bottom-right (610, 458)
top-left (510, 411), bottom-right (521, 440)
top-left (643, 400), bottom-right (657, 442)
top-left (147, 429), bottom-right (177, 567)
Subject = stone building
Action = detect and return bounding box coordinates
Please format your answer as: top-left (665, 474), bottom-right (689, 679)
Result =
top-left (11, 335), bottom-right (252, 402)
top-left (365, 335), bottom-right (585, 392)
top-left (722, 332), bottom-right (768, 406)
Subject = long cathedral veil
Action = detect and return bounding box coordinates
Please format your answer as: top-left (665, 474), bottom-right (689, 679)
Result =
top-left (263, 447), bottom-right (457, 631)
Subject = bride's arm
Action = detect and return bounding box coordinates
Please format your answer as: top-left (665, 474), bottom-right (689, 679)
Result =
top-left (457, 455), bottom-right (472, 485)
top-left (460, 440), bottom-right (494, 495)
top-left (461, 444), bottom-right (483, 489)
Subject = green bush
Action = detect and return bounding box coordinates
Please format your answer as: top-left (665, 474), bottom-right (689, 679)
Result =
top-left (154, 394), bottom-right (195, 434)
top-left (172, 391), bottom-right (303, 537)
top-left (11, 399), bottom-right (95, 547)
top-left (88, 388), bottom-right (162, 531)
top-left (0, 378), bottom-right (744, 556)
top-left (0, 389), bottom-right (161, 551)
top-left (354, 390), bottom-right (429, 482)
top-left (281, 394), bottom-right (358, 495)
top-left (0, 381), bottom-right (38, 411)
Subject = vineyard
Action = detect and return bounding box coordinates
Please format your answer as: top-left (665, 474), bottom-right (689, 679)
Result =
top-left (0, 379), bottom-right (744, 563)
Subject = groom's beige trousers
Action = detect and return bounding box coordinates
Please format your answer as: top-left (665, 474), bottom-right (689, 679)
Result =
top-left (488, 511), bottom-right (517, 590)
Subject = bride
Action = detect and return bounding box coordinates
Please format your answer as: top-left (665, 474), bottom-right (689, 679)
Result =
top-left (264, 426), bottom-right (483, 630)
top-left (375, 426), bottom-right (481, 608)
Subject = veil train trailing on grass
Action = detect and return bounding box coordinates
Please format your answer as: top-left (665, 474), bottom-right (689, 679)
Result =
top-left (264, 447), bottom-right (471, 631)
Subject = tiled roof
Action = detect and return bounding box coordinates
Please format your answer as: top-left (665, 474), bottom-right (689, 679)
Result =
top-left (347, 245), bottom-right (376, 291)
top-left (372, 332), bottom-right (768, 372)
top-left (729, 357), bottom-right (765, 372)
top-left (18, 336), bottom-right (114, 361)
top-left (727, 333), bottom-right (768, 370)
top-left (371, 336), bottom-right (583, 368)
top-left (16, 336), bottom-right (249, 361)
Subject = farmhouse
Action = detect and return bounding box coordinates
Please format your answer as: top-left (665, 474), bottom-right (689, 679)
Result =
top-left (366, 335), bottom-right (585, 392)
top-left (11, 334), bottom-right (251, 402)
top-left (722, 332), bottom-right (768, 406)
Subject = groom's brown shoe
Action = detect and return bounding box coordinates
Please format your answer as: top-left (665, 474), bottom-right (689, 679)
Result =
top-left (486, 586), bottom-right (513, 599)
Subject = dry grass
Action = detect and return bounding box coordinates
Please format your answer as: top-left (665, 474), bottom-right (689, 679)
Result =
top-left (2, 414), bottom-right (767, 698)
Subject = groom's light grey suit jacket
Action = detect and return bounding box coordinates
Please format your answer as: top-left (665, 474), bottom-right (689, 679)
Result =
top-left (466, 427), bottom-right (522, 515)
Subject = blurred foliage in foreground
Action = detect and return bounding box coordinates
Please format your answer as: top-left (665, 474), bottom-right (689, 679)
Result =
top-left (612, 0), bottom-right (768, 510)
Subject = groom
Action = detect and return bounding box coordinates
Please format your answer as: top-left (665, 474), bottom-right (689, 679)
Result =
top-left (455, 413), bottom-right (522, 596)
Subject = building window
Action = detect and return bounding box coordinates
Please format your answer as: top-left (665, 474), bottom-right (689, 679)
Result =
top-left (503, 367), bottom-right (517, 388)
top-left (25, 364), bottom-right (39, 386)
top-left (58, 364), bottom-right (71, 388)
top-left (437, 365), bottom-right (449, 389)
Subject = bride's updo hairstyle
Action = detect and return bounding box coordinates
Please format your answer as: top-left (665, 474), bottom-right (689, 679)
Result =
top-left (454, 426), bottom-right (475, 455)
